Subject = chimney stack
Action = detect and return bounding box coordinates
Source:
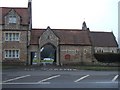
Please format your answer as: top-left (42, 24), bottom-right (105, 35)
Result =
top-left (28, 0), bottom-right (32, 30)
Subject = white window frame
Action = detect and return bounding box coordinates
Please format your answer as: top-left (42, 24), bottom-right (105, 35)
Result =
top-left (5, 33), bottom-right (20, 41)
top-left (4, 50), bottom-right (20, 59)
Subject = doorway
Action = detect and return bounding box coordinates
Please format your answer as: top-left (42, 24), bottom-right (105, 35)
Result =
top-left (40, 43), bottom-right (57, 65)
top-left (30, 52), bottom-right (37, 65)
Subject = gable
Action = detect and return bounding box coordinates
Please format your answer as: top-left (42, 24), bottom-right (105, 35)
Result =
top-left (4, 9), bottom-right (20, 25)
top-left (0, 7), bottom-right (29, 25)
top-left (39, 27), bottom-right (59, 47)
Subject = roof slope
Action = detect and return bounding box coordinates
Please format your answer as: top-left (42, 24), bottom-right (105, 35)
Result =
top-left (30, 29), bottom-right (45, 45)
top-left (30, 29), bottom-right (92, 46)
top-left (0, 7), bottom-right (29, 25)
top-left (90, 32), bottom-right (118, 47)
top-left (54, 29), bottom-right (91, 45)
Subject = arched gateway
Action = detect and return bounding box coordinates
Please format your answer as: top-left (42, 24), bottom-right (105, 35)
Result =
top-left (30, 26), bottom-right (59, 65)
top-left (40, 43), bottom-right (57, 65)
top-left (38, 26), bottom-right (59, 65)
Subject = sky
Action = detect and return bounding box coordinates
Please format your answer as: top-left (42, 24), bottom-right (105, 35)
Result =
top-left (0, 0), bottom-right (119, 45)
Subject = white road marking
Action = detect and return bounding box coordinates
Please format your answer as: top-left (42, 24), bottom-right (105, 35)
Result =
top-left (95, 81), bottom-right (118, 83)
top-left (1, 82), bottom-right (50, 85)
top-left (74, 75), bottom-right (90, 82)
top-left (112, 75), bottom-right (119, 82)
top-left (38, 75), bottom-right (60, 83)
top-left (3, 75), bottom-right (31, 83)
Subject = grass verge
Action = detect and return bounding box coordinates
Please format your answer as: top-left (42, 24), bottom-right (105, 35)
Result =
top-left (75, 66), bottom-right (119, 71)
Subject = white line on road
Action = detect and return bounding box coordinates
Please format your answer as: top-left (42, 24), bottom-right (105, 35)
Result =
top-left (95, 81), bottom-right (118, 83)
top-left (74, 75), bottom-right (90, 82)
top-left (3, 75), bottom-right (31, 83)
top-left (1, 82), bottom-right (50, 85)
top-left (38, 75), bottom-right (60, 83)
top-left (112, 75), bottom-right (119, 82)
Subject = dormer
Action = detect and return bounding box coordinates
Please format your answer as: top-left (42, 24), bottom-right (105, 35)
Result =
top-left (4, 9), bottom-right (21, 29)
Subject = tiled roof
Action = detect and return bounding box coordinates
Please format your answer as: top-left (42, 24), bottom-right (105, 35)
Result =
top-left (53, 29), bottom-right (91, 45)
top-left (30, 29), bottom-right (118, 47)
top-left (30, 29), bottom-right (45, 45)
top-left (30, 29), bottom-right (92, 45)
top-left (0, 7), bottom-right (29, 25)
top-left (90, 32), bottom-right (118, 47)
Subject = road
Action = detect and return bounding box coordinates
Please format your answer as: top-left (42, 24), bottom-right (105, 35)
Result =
top-left (1, 66), bottom-right (119, 90)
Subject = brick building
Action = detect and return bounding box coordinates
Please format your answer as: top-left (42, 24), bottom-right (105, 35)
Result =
top-left (0, 1), bottom-right (118, 65)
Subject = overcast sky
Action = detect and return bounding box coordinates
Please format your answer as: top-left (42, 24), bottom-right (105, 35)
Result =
top-left (0, 0), bottom-right (119, 43)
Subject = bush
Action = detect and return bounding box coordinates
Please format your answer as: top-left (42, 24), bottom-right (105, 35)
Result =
top-left (94, 53), bottom-right (120, 63)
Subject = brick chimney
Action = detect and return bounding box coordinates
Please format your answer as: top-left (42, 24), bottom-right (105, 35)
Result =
top-left (28, 0), bottom-right (32, 30)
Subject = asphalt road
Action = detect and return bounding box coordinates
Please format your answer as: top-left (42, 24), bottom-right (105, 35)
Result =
top-left (1, 66), bottom-right (119, 89)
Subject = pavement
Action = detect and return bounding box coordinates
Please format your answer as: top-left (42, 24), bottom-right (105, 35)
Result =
top-left (1, 65), bottom-right (119, 90)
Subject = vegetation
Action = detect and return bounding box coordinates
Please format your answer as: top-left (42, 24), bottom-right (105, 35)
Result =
top-left (41, 60), bottom-right (54, 62)
top-left (94, 53), bottom-right (120, 63)
top-left (75, 66), bottom-right (119, 71)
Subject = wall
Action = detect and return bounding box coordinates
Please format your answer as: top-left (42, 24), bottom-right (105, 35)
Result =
top-left (28, 45), bottom-right (39, 65)
top-left (0, 8), bottom-right (2, 63)
top-left (1, 9), bottom-right (29, 65)
top-left (0, 26), bottom-right (2, 63)
top-left (60, 45), bottom-right (93, 65)
top-left (118, 1), bottom-right (120, 48)
top-left (2, 30), bottom-right (28, 64)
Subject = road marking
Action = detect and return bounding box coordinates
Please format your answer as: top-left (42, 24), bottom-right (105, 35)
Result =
top-left (3, 75), bottom-right (31, 83)
top-left (95, 81), bottom-right (118, 83)
top-left (74, 75), bottom-right (90, 82)
top-left (38, 75), bottom-right (60, 83)
top-left (1, 82), bottom-right (50, 85)
top-left (112, 75), bottom-right (119, 82)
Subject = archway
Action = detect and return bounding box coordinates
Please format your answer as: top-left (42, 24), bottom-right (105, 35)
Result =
top-left (40, 43), bottom-right (56, 65)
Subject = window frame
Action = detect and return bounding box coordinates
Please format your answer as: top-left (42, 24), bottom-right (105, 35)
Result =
top-left (4, 50), bottom-right (20, 59)
top-left (5, 33), bottom-right (20, 41)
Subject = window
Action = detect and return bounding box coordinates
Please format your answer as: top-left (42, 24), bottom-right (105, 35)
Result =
top-left (9, 33), bottom-right (12, 41)
top-left (5, 33), bottom-right (20, 41)
top-left (16, 33), bottom-right (19, 41)
top-left (5, 33), bottom-right (9, 41)
top-left (5, 50), bottom-right (20, 58)
top-left (96, 49), bottom-right (103, 53)
top-left (9, 16), bottom-right (17, 24)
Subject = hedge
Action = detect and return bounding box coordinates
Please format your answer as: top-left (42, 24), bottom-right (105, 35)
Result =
top-left (94, 53), bottom-right (120, 63)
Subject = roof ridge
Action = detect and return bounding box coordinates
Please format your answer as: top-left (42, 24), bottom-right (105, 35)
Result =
top-left (53, 29), bottom-right (83, 31)
top-left (0, 7), bottom-right (28, 9)
top-left (90, 31), bottom-right (112, 33)
top-left (32, 28), bottom-right (84, 31)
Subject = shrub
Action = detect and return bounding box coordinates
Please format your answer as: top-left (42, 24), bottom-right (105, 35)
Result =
top-left (94, 53), bottom-right (120, 63)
